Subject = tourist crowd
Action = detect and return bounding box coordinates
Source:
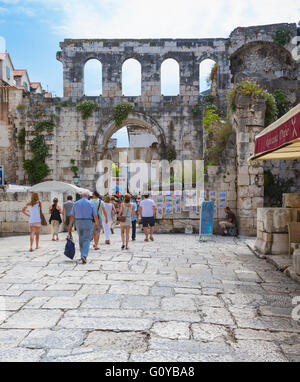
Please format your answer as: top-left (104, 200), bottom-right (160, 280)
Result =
top-left (21, 191), bottom-right (156, 263)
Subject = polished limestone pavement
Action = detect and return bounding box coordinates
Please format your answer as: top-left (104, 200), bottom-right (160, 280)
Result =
top-left (0, 229), bottom-right (300, 362)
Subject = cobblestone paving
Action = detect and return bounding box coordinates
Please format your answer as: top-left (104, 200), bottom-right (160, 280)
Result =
top-left (0, 231), bottom-right (300, 362)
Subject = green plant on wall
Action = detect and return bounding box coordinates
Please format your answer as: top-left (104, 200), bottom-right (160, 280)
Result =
top-left (192, 95), bottom-right (216, 117)
top-left (273, 28), bottom-right (291, 46)
top-left (23, 135), bottom-right (50, 184)
top-left (17, 127), bottom-right (26, 147)
top-left (205, 121), bottom-right (233, 166)
top-left (34, 119), bottom-right (55, 134)
top-left (226, 80), bottom-right (278, 127)
top-left (113, 103), bottom-right (133, 128)
top-left (70, 159), bottom-right (79, 175)
top-left (203, 105), bottom-right (221, 132)
top-left (264, 169), bottom-right (293, 207)
top-left (263, 92), bottom-right (278, 127)
top-left (206, 63), bottom-right (218, 86)
top-left (77, 100), bottom-right (98, 120)
top-left (167, 146), bottom-right (177, 162)
top-left (17, 104), bottom-right (26, 112)
top-left (272, 89), bottom-right (291, 119)
top-left (22, 112), bottom-right (55, 184)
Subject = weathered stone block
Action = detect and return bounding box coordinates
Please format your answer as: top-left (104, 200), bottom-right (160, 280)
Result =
top-left (293, 249), bottom-right (300, 276)
top-left (257, 208), bottom-right (297, 233)
top-left (271, 233), bottom-right (289, 255)
top-left (254, 237), bottom-right (272, 254)
top-left (237, 173), bottom-right (249, 186)
top-left (282, 194), bottom-right (300, 208)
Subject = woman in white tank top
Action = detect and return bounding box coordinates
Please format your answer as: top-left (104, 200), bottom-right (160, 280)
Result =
top-left (21, 192), bottom-right (42, 252)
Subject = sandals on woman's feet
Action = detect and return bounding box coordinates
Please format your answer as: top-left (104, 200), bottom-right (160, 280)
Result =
top-left (121, 245), bottom-right (125, 250)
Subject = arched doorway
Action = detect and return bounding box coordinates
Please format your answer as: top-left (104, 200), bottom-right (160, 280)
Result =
top-left (95, 113), bottom-right (166, 194)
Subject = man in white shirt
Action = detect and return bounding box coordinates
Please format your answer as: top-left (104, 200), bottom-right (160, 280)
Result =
top-left (139, 194), bottom-right (156, 242)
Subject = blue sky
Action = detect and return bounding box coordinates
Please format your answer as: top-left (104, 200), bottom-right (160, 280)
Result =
top-left (0, 0), bottom-right (298, 145)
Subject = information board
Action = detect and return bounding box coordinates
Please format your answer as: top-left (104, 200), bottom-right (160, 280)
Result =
top-left (0, 165), bottom-right (4, 186)
top-left (199, 201), bottom-right (215, 236)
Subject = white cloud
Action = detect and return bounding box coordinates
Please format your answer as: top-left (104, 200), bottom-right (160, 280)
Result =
top-left (33, 0), bottom-right (298, 39)
top-left (15, 6), bottom-right (37, 17)
top-left (0, 6), bottom-right (8, 14)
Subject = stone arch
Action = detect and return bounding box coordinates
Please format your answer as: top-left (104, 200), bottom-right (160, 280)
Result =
top-left (84, 58), bottom-right (103, 96)
top-left (121, 58), bottom-right (142, 96)
top-left (95, 112), bottom-right (167, 160)
top-left (230, 41), bottom-right (297, 84)
top-left (161, 58), bottom-right (180, 96)
top-left (199, 57), bottom-right (218, 95)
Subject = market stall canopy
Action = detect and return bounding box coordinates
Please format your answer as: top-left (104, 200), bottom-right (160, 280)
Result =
top-left (29, 181), bottom-right (92, 196)
top-left (6, 184), bottom-right (31, 193)
top-left (249, 103), bottom-right (300, 161)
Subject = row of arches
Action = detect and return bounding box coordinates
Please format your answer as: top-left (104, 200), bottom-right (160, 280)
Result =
top-left (84, 58), bottom-right (217, 96)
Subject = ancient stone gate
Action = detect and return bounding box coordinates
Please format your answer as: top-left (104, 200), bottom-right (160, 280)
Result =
top-left (4, 22), bottom-right (299, 235)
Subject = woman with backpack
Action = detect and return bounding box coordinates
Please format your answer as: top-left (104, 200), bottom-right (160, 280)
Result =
top-left (49, 198), bottom-right (63, 241)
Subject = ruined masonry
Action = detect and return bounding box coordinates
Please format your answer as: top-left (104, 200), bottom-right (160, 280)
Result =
top-left (1, 22), bottom-right (300, 235)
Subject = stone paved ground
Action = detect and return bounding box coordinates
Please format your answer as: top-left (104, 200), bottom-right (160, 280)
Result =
top-left (0, 230), bottom-right (300, 362)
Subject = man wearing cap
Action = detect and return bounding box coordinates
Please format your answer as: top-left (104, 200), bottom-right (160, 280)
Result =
top-left (68, 192), bottom-right (99, 264)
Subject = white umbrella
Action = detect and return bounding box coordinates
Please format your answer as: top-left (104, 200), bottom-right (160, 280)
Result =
top-left (29, 181), bottom-right (92, 196)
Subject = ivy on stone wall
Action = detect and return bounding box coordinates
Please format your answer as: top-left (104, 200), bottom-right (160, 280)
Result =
top-left (77, 100), bottom-right (98, 120)
top-left (17, 104), bottom-right (26, 112)
top-left (113, 103), bottom-right (133, 128)
top-left (264, 169), bottom-right (293, 207)
top-left (272, 89), bottom-right (291, 119)
top-left (203, 105), bottom-right (221, 132)
top-left (226, 80), bottom-right (278, 127)
top-left (22, 114), bottom-right (55, 185)
top-left (167, 146), bottom-right (177, 162)
top-left (192, 95), bottom-right (216, 116)
top-left (17, 128), bottom-right (26, 147)
top-left (203, 102), bottom-right (233, 166)
top-left (205, 121), bottom-right (233, 166)
top-left (34, 119), bottom-right (55, 134)
top-left (273, 28), bottom-right (291, 46)
top-left (70, 159), bottom-right (79, 175)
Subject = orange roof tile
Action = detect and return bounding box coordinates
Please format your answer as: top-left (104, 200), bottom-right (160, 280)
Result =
top-left (30, 82), bottom-right (42, 89)
top-left (13, 70), bottom-right (27, 77)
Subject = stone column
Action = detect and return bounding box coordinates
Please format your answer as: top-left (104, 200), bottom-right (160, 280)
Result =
top-left (102, 56), bottom-right (122, 98)
top-left (61, 60), bottom-right (84, 98)
top-left (140, 56), bottom-right (161, 104)
top-left (233, 94), bottom-right (266, 235)
top-left (179, 54), bottom-right (199, 100)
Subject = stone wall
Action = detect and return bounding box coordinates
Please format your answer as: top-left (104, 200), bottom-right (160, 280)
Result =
top-left (0, 191), bottom-right (53, 235)
top-left (255, 207), bottom-right (299, 255)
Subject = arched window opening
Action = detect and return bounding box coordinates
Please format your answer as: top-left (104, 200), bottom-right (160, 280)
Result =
top-left (84, 59), bottom-right (102, 96)
top-left (161, 59), bottom-right (180, 96)
top-left (122, 59), bottom-right (141, 96)
top-left (199, 59), bottom-right (217, 95)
